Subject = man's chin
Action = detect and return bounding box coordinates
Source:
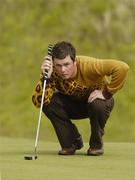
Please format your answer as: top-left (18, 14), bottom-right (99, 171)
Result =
top-left (62, 76), bottom-right (69, 80)
top-left (61, 75), bottom-right (70, 79)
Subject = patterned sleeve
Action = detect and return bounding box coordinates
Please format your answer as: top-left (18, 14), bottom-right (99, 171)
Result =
top-left (32, 73), bottom-right (56, 108)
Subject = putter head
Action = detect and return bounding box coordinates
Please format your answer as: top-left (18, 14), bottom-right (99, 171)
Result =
top-left (24, 155), bottom-right (37, 160)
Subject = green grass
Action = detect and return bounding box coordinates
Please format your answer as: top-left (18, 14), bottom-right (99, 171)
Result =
top-left (0, 137), bottom-right (135, 180)
top-left (0, 0), bottom-right (135, 141)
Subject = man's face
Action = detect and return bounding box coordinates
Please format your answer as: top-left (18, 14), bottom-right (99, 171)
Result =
top-left (53, 55), bottom-right (77, 79)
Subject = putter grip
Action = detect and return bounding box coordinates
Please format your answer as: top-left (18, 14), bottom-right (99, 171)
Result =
top-left (44, 44), bottom-right (53, 79)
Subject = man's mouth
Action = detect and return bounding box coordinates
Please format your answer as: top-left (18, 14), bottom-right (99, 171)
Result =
top-left (62, 74), bottom-right (68, 76)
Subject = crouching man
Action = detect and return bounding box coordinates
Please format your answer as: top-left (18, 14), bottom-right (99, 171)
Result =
top-left (32, 41), bottom-right (129, 156)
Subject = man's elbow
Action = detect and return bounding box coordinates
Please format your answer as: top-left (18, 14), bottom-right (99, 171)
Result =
top-left (120, 62), bottom-right (129, 76)
top-left (123, 62), bottom-right (129, 72)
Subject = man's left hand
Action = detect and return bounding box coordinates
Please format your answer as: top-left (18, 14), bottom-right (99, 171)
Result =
top-left (88, 90), bottom-right (105, 103)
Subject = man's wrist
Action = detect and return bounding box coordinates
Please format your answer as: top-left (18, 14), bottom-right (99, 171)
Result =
top-left (102, 90), bottom-right (112, 99)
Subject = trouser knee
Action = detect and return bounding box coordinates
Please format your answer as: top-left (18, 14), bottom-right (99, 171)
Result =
top-left (88, 99), bottom-right (105, 114)
top-left (42, 103), bottom-right (52, 119)
top-left (88, 98), bottom-right (114, 120)
top-left (42, 93), bottom-right (63, 120)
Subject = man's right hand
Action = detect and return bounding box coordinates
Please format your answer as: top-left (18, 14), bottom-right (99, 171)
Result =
top-left (41, 55), bottom-right (53, 78)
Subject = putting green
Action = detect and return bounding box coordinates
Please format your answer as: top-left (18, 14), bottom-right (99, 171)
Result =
top-left (0, 137), bottom-right (135, 180)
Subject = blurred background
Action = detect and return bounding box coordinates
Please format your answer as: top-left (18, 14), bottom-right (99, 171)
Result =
top-left (0, 0), bottom-right (135, 142)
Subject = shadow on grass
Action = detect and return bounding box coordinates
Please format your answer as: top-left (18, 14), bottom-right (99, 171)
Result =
top-left (39, 150), bottom-right (86, 156)
top-left (0, 149), bottom-right (86, 157)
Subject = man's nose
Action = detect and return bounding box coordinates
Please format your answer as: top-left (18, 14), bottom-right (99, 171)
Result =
top-left (61, 66), bottom-right (66, 72)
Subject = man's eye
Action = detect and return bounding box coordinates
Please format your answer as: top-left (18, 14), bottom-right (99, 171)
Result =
top-left (55, 63), bottom-right (71, 68)
top-left (64, 63), bottom-right (70, 66)
top-left (56, 64), bottom-right (62, 68)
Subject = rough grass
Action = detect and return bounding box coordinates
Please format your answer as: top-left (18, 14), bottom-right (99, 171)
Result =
top-left (0, 0), bottom-right (135, 141)
top-left (0, 137), bottom-right (135, 180)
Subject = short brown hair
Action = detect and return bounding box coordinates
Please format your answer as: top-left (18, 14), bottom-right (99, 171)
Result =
top-left (52, 41), bottom-right (76, 61)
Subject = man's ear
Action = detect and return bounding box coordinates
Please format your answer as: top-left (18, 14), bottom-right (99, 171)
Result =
top-left (73, 58), bottom-right (77, 65)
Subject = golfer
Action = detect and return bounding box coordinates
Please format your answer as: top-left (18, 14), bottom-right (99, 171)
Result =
top-left (32, 41), bottom-right (129, 156)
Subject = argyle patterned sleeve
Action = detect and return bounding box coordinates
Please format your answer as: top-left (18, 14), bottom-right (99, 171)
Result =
top-left (32, 73), bottom-right (56, 108)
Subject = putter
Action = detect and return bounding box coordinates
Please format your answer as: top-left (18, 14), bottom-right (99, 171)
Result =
top-left (24, 44), bottom-right (53, 160)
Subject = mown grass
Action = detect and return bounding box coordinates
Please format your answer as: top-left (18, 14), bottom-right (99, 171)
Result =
top-left (0, 137), bottom-right (135, 180)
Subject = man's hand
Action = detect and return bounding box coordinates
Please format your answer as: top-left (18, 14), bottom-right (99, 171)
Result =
top-left (88, 90), bottom-right (105, 103)
top-left (41, 55), bottom-right (53, 78)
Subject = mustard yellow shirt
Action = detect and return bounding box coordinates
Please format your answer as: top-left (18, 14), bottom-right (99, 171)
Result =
top-left (32, 56), bottom-right (129, 107)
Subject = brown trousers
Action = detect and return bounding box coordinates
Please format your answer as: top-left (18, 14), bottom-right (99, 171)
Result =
top-left (43, 92), bottom-right (114, 149)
